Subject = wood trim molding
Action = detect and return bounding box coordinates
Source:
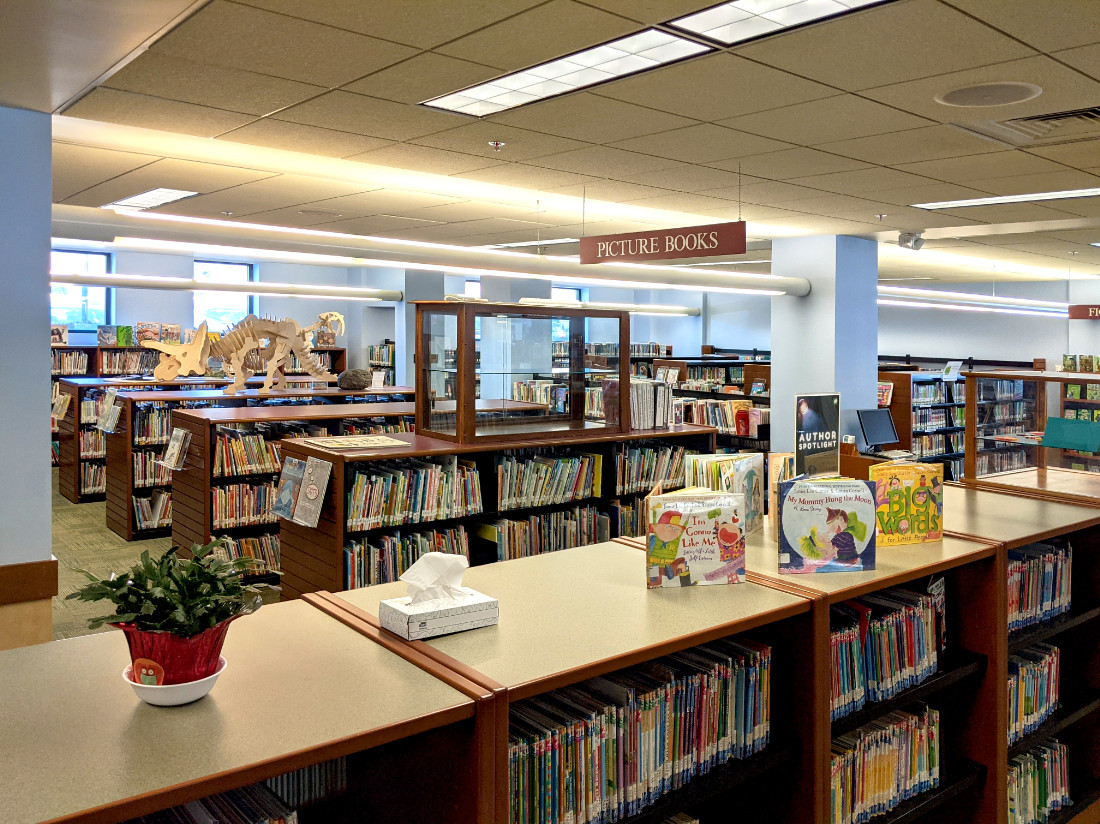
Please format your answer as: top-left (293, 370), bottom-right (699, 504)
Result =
top-left (0, 558), bottom-right (58, 605)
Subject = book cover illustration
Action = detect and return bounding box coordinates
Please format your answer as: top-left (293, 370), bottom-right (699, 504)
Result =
top-left (116, 325), bottom-right (134, 346)
top-left (1088, 384), bottom-right (1100, 401)
top-left (272, 457), bottom-right (306, 520)
top-left (666, 367), bottom-right (680, 384)
top-left (97, 325), bottom-right (117, 346)
top-left (50, 325), bottom-right (68, 345)
top-left (161, 324), bottom-right (182, 345)
top-left (869, 462), bottom-right (943, 546)
top-left (1063, 355), bottom-right (1078, 372)
top-left (1082, 355), bottom-right (1095, 373)
top-left (1067, 384), bottom-right (1082, 399)
top-left (316, 329), bottom-right (336, 347)
top-left (655, 366), bottom-right (668, 383)
top-left (548, 385), bottom-right (568, 414)
top-left (647, 491), bottom-right (746, 588)
top-left (779, 478), bottom-right (876, 574)
top-left (135, 322), bottom-right (161, 343)
top-left (751, 379), bottom-right (767, 395)
top-left (1080, 409), bottom-right (1093, 421)
top-left (1093, 410), bottom-right (1100, 423)
top-left (292, 456), bottom-right (332, 527)
top-left (877, 381), bottom-right (894, 408)
top-left (795, 392), bottom-right (840, 475)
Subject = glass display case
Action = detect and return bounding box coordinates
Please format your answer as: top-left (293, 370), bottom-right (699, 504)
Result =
top-left (415, 301), bottom-right (631, 443)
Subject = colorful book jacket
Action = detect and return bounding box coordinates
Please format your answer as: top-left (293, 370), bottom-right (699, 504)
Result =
top-left (316, 329), bottom-right (336, 347)
top-left (647, 490), bottom-right (746, 587)
top-left (1067, 384), bottom-right (1082, 400)
top-left (161, 324), bottom-right (182, 345)
top-left (135, 322), bottom-right (161, 343)
top-left (868, 461), bottom-right (943, 546)
top-left (684, 452), bottom-right (764, 536)
top-left (272, 457), bottom-right (306, 520)
top-left (778, 478), bottom-right (876, 574)
top-left (116, 325), bottom-right (135, 346)
top-left (50, 325), bottom-right (68, 345)
top-left (1063, 355), bottom-right (1078, 371)
top-left (97, 325), bottom-right (117, 346)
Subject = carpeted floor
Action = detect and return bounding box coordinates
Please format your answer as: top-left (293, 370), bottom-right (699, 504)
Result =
top-left (51, 469), bottom-right (170, 640)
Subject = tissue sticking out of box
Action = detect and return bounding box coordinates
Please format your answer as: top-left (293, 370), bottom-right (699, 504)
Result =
top-left (379, 552), bottom-right (499, 640)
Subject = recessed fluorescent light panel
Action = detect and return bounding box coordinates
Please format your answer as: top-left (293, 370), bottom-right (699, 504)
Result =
top-left (104, 188), bottom-right (198, 210)
top-left (486, 238), bottom-right (581, 249)
top-left (423, 30), bottom-right (711, 116)
top-left (912, 188), bottom-right (1100, 209)
top-left (669, 0), bottom-right (889, 45)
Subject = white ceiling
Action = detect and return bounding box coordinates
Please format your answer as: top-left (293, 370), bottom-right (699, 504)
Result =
top-left (16, 0), bottom-right (1100, 281)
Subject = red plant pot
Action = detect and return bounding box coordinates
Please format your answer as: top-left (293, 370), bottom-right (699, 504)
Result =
top-left (113, 617), bottom-right (237, 686)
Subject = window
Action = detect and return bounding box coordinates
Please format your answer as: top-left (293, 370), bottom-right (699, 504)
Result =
top-left (551, 286), bottom-right (583, 341)
top-left (193, 261), bottom-right (254, 331)
top-left (463, 280), bottom-right (481, 298)
top-left (50, 250), bottom-right (111, 330)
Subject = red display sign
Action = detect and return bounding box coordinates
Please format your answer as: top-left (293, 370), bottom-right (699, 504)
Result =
top-left (579, 221), bottom-right (746, 264)
top-left (1069, 305), bottom-right (1100, 319)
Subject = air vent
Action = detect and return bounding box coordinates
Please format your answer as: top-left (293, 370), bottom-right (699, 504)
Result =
top-left (955, 106), bottom-right (1100, 148)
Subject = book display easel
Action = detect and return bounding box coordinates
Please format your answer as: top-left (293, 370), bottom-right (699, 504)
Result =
top-left (106, 387), bottom-right (415, 541)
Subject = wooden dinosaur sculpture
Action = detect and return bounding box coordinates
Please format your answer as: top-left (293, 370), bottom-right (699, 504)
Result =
top-left (141, 312), bottom-right (345, 394)
top-left (140, 321), bottom-right (210, 381)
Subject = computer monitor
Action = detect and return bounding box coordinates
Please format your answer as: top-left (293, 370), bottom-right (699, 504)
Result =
top-left (856, 408), bottom-right (899, 452)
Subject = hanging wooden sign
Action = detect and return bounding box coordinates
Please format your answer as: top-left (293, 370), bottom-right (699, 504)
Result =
top-left (579, 221), bottom-right (747, 264)
top-left (1069, 305), bottom-right (1100, 319)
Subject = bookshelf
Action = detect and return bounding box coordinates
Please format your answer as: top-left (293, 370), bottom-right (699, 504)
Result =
top-left (286, 345), bottom-right (347, 376)
top-left (51, 345), bottom-right (98, 466)
top-left (367, 340), bottom-right (396, 385)
top-left (318, 540), bottom-right (821, 824)
top-left (277, 425), bottom-right (716, 600)
top-left (57, 377), bottom-right (414, 505)
top-left (105, 387), bottom-right (415, 542)
top-left (0, 597), bottom-right (495, 824)
top-left (879, 370), bottom-right (968, 479)
top-left (656, 357), bottom-right (771, 394)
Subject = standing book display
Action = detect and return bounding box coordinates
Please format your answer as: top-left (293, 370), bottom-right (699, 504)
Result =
top-left (869, 461), bottom-right (943, 545)
top-left (647, 487), bottom-right (747, 587)
top-left (778, 477), bottom-right (876, 574)
top-left (684, 451), bottom-right (765, 535)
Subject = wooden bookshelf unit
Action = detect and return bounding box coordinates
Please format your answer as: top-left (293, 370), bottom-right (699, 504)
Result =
top-left (105, 386), bottom-right (415, 541)
top-left (278, 424), bottom-right (717, 600)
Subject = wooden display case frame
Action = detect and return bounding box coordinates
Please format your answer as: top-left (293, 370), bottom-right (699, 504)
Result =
top-left (414, 301), bottom-right (631, 444)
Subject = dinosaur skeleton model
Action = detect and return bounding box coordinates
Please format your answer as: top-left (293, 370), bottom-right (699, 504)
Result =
top-left (141, 312), bottom-right (346, 394)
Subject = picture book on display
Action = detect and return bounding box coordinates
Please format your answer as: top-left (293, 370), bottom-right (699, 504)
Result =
top-left (1067, 384), bottom-right (1082, 399)
top-left (50, 325), bottom-right (68, 345)
top-left (684, 452), bottom-right (764, 535)
top-left (647, 488), bottom-right (746, 587)
top-left (877, 381), bottom-right (894, 408)
top-left (272, 457), bottom-right (306, 520)
top-left (778, 477), bottom-right (876, 573)
top-left (1063, 355), bottom-right (1078, 371)
top-left (116, 325), bottom-right (134, 346)
top-left (316, 329), bottom-right (336, 347)
top-left (161, 324), bottom-right (181, 345)
top-left (751, 379), bottom-right (767, 395)
top-left (869, 461), bottom-right (943, 546)
top-left (97, 325), bottom-right (117, 346)
top-left (1082, 355), bottom-right (1095, 373)
top-left (768, 451), bottom-right (795, 521)
top-left (135, 322), bottom-right (161, 343)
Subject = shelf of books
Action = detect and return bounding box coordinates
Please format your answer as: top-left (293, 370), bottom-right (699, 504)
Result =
top-left (367, 340), bottom-right (397, 385)
top-left (656, 357), bottom-right (770, 395)
top-left (550, 341), bottom-right (673, 378)
top-left (169, 403), bottom-right (428, 575)
top-left (276, 425), bottom-right (716, 600)
top-left (0, 597), bottom-right (496, 824)
top-left (318, 539), bottom-right (821, 824)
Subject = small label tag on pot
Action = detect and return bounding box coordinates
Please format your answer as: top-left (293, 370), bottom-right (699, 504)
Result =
top-left (133, 658), bottom-right (165, 685)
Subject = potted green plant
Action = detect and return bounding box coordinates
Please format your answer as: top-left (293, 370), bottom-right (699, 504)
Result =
top-left (67, 541), bottom-right (271, 697)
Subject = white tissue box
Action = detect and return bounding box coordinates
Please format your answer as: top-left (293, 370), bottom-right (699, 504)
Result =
top-left (378, 586), bottom-right (499, 640)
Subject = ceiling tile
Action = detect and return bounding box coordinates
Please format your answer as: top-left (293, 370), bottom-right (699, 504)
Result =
top-left (943, 0), bottom-right (1100, 53)
top-left (302, 214), bottom-right (454, 235)
top-left (103, 51), bottom-right (323, 116)
top-left (718, 95), bottom-right (932, 145)
top-left (709, 147), bottom-right (870, 179)
top-left (788, 166), bottom-right (940, 195)
top-left (152, 0), bottom-right (417, 87)
top-left (547, 180), bottom-right (676, 201)
top-left (217, 120), bottom-right (393, 157)
top-left (618, 163), bottom-right (747, 191)
top-left (735, 0), bottom-right (1034, 91)
top-left (63, 88), bottom-right (254, 137)
top-left (611, 123), bottom-right (792, 164)
top-left (526, 145), bottom-right (682, 177)
top-left (895, 150), bottom-right (1072, 183)
top-left (490, 92), bottom-right (696, 143)
top-left (752, 215), bottom-right (886, 235)
top-left (435, 0), bottom-right (639, 72)
top-left (623, 192), bottom-right (745, 213)
top-left (406, 201), bottom-right (559, 222)
top-left (1025, 139), bottom-right (1100, 171)
top-left (306, 190), bottom-right (468, 216)
top-left (232, 0), bottom-right (545, 49)
top-left (862, 56), bottom-right (1100, 123)
top-left (151, 174), bottom-right (376, 218)
top-left (696, 204), bottom-right (808, 221)
top-left (272, 90), bottom-right (466, 141)
top-left (709, 179), bottom-right (827, 203)
top-left (230, 205), bottom-right (366, 227)
top-left (863, 182), bottom-right (999, 206)
top-left (963, 169), bottom-right (1100, 196)
top-left (343, 53), bottom-right (501, 104)
top-left (932, 202), bottom-right (1082, 223)
top-left (344, 143), bottom-right (505, 175)
top-left (777, 193), bottom-right (891, 215)
top-left (51, 143), bottom-right (158, 201)
top-left (1044, 197), bottom-right (1100, 219)
top-left (818, 124), bottom-right (1002, 166)
top-left (60, 158), bottom-right (277, 208)
top-left (579, 0), bottom-right (717, 24)
top-left (412, 122), bottom-right (590, 161)
top-left (453, 163), bottom-right (601, 189)
top-left (1053, 43), bottom-right (1100, 82)
top-left (595, 53), bottom-right (837, 121)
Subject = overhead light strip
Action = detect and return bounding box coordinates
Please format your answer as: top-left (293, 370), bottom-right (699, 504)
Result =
top-left (105, 188), bottom-right (198, 210)
top-left (516, 297), bottom-right (700, 316)
top-left (877, 284), bottom-right (1069, 310)
top-left (912, 187), bottom-right (1100, 210)
top-left (669, 0), bottom-right (890, 46)
top-left (49, 272), bottom-right (403, 302)
top-left (422, 29), bottom-right (711, 116)
top-left (485, 238), bottom-right (580, 249)
top-left (878, 298), bottom-right (1068, 318)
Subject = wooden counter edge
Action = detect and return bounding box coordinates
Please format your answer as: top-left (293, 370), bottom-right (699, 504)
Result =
top-left (303, 592), bottom-right (503, 824)
top-left (0, 558), bottom-right (59, 605)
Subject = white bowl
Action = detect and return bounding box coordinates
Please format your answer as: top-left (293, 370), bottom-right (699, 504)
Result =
top-left (122, 657), bottom-right (227, 706)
